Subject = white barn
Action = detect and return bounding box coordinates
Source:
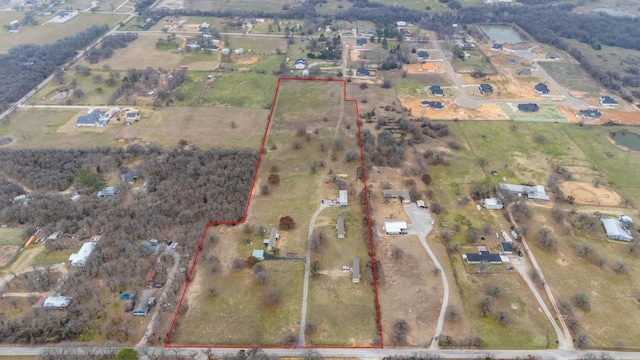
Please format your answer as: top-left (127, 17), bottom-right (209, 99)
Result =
top-left (338, 190), bottom-right (348, 206)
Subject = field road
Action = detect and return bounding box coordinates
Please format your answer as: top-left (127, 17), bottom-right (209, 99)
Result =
top-left (298, 202), bottom-right (329, 346)
top-left (6, 345), bottom-right (640, 359)
top-left (403, 203), bottom-right (448, 349)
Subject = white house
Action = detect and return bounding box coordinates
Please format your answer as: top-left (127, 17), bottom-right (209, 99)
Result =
top-left (602, 218), bottom-right (633, 241)
top-left (384, 221), bottom-right (408, 235)
top-left (68, 241), bottom-right (96, 267)
top-left (43, 295), bottom-right (72, 309)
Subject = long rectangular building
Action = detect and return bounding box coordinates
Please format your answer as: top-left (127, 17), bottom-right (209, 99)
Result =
top-left (68, 241), bottom-right (96, 267)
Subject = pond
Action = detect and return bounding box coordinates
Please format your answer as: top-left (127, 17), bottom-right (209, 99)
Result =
top-left (482, 26), bottom-right (522, 44)
top-left (611, 131), bottom-right (640, 150)
top-left (0, 138), bottom-right (11, 146)
top-left (593, 8), bottom-right (636, 18)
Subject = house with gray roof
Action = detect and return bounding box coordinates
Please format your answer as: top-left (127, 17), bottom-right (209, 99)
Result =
top-left (75, 109), bottom-right (101, 127)
top-left (499, 183), bottom-right (549, 201)
top-left (352, 258), bottom-right (361, 283)
top-left (337, 217), bottom-right (345, 239)
top-left (263, 227), bottom-right (279, 250)
top-left (383, 189), bottom-right (411, 203)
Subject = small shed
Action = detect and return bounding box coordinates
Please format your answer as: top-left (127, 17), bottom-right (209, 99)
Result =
top-left (337, 217), bottom-right (345, 239)
top-left (252, 249), bottom-right (265, 260)
top-left (483, 198), bottom-right (503, 210)
top-left (416, 200), bottom-right (426, 208)
top-left (352, 258), bottom-right (361, 283)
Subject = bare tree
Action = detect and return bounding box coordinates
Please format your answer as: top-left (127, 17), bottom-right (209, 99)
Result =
top-left (446, 306), bottom-right (460, 322)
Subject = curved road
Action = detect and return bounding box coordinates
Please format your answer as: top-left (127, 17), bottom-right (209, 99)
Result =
top-left (403, 203), bottom-right (449, 349)
top-left (298, 202), bottom-right (329, 346)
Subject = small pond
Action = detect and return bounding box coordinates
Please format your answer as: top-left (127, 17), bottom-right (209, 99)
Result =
top-left (611, 131), bottom-right (640, 150)
top-left (482, 26), bottom-right (522, 44)
top-left (593, 8), bottom-right (636, 18)
top-left (0, 138), bottom-right (11, 146)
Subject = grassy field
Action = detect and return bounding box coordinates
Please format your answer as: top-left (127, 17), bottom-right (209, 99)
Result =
top-left (31, 70), bottom-right (115, 106)
top-left (0, 227), bottom-right (24, 246)
top-left (449, 46), bottom-right (498, 75)
top-left (502, 105), bottom-right (569, 123)
top-left (176, 71), bottom-right (278, 108)
top-left (226, 36), bottom-right (289, 55)
top-left (376, 0), bottom-right (482, 11)
top-left (0, 13), bottom-right (127, 51)
top-left (81, 35), bottom-right (188, 70)
top-left (538, 62), bottom-right (602, 99)
top-left (0, 106), bottom-right (269, 150)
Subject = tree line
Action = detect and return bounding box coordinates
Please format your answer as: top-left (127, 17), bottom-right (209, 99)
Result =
top-left (0, 24), bottom-right (109, 113)
top-left (0, 145), bottom-right (258, 344)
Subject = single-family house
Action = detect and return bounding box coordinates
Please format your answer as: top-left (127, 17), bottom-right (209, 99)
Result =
top-left (417, 51), bottom-right (429, 61)
top-left (337, 217), bottom-right (345, 239)
top-left (534, 83), bottom-right (550, 95)
top-left (462, 251), bottom-right (503, 264)
top-left (491, 43), bottom-right (504, 50)
top-left (516, 68), bottom-right (531, 76)
top-left (500, 242), bottom-right (513, 254)
top-left (518, 103), bottom-right (539, 112)
top-left (263, 227), bottom-right (279, 250)
top-left (601, 218), bottom-right (633, 241)
top-left (483, 198), bottom-right (503, 210)
top-left (356, 67), bottom-right (370, 77)
top-left (383, 190), bottom-right (411, 203)
top-left (133, 289), bottom-right (154, 316)
top-left (396, 21), bottom-right (407, 27)
top-left (421, 63), bottom-right (436, 73)
top-left (384, 221), bottom-right (408, 235)
top-left (205, 46), bottom-right (220, 52)
top-left (499, 183), bottom-right (549, 201)
top-left (68, 241), bottom-right (96, 267)
top-left (338, 190), bottom-right (348, 206)
top-left (75, 109), bottom-right (101, 127)
top-left (420, 101), bottom-right (445, 110)
top-left (97, 186), bottom-right (117, 198)
top-left (140, 238), bottom-right (160, 255)
top-left (429, 85), bottom-right (444, 96)
top-left (126, 110), bottom-right (140, 121)
top-left (352, 258), bottom-right (361, 283)
top-left (508, 58), bottom-right (517, 64)
top-left (252, 249), bottom-right (265, 260)
top-left (579, 109), bottom-right (602, 120)
top-left (599, 96), bottom-right (619, 107)
top-left (200, 22), bottom-right (210, 29)
top-left (355, 38), bottom-right (367, 47)
top-left (478, 84), bottom-right (493, 95)
top-left (187, 43), bottom-right (200, 50)
top-left (546, 52), bottom-right (560, 60)
top-left (43, 295), bottom-right (72, 309)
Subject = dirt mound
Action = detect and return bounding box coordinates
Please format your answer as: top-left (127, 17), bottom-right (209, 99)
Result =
top-left (559, 181), bottom-right (621, 206)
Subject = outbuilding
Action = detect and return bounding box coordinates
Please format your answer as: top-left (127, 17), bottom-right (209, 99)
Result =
top-left (352, 258), bottom-right (361, 283)
top-left (416, 200), bottom-right (426, 208)
top-left (263, 227), bottom-right (279, 250)
top-left (133, 289), bottom-right (154, 316)
top-left (43, 295), bottom-right (72, 309)
top-left (337, 217), bottom-right (345, 239)
top-left (68, 241), bottom-right (96, 267)
top-left (601, 218), bottom-right (633, 241)
top-left (338, 190), bottom-right (348, 206)
top-left (483, 198), bottom-right (503, 210)
top-left (384, 221), bottom-right (408, 235)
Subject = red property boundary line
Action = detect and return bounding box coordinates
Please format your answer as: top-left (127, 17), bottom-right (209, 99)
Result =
top-left (165, 78), bottom-right (383, 349)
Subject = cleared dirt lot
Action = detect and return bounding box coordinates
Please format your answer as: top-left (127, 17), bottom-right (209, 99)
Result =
top-left (400, 97), bottom-right (509, 120)
top-left (404, 62), bottom-right (447, 75)
top-left (559, 181), bottom-right (622, 206)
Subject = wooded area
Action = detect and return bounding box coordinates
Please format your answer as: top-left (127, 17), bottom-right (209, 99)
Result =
top-left (0, 25), bottom-right (109, 113)
top-left (0, 145), bottom-right (258, 343)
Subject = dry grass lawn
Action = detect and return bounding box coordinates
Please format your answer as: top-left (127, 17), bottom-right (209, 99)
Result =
top-left (399, 98), bottom-right (509, 121)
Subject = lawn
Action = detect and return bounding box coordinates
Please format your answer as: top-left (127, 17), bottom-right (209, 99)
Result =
top-left (376, 0), bottom-right (482, 11)
top-left (503, 105), bottom-right (569, 123)
top-left (186, 0), bottom-right (291, 13)
top-left (30, 69), bottom-right (116, 107)
top-left (448, 46), bottom-right (498, 75)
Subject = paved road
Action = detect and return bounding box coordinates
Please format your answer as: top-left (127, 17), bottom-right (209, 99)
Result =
top-left (403, 203), bottom-right (448, 349)
top-left (298, 202), bottom-right (329, 346)
top-left (137, 247), bottom-right (181, 347)
top-left (6, 345), bottom-right (640, 360)
top-left (531, 59), bottom-right (590, 109)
